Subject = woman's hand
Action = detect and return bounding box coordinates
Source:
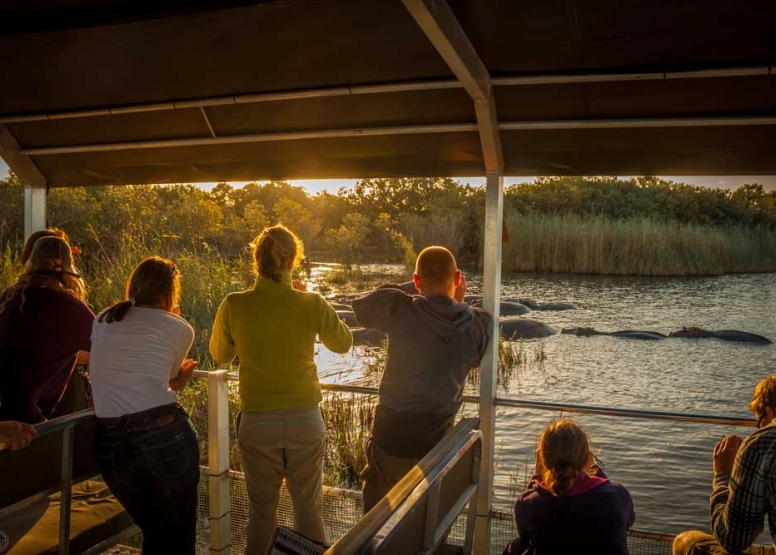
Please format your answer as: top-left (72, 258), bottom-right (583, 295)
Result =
top-left (0, 421), bottom-right (37, 451)
top-left (292, 279), bottom-right (307, 292)
top-left (76, 350), bottom-right (90, 364)
top-left (170, 359), bottom-right (198, 391)
top-left (533, 447), bottom-right (546, 477)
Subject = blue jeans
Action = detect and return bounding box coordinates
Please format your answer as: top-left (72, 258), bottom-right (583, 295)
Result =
top-left (96, 403), bottom-right (200, 555)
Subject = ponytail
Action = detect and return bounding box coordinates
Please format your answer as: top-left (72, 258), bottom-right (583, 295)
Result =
top-left (100, 257), bottom-right (179, 324)
top-left (252, 225), bottom-right (304, 282)
top-left (543, 464), bottom-right (580, 497)
top-left (537, 419), bottom-right (591, 497)
top-left (99, 300), bottom-right (134, 323)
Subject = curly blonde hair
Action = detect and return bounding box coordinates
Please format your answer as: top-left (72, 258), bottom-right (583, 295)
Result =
top-left (750, 374), bottom-right (776, 422)
top-left (0, 236), bottom-right (86, 315)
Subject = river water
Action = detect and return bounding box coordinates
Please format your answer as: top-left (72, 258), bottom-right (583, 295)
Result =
top-left (313, 266), bottom-right (776, 538)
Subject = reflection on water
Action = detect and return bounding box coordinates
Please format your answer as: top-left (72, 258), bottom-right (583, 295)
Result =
top-left (315, 268), bottom-right (776, 536)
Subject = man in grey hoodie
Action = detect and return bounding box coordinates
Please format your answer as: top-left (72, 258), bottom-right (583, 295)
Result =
top-left (351, 246), bottom-right (492, 512)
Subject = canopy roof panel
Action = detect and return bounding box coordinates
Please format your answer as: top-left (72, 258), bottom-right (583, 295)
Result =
top-left (1, 0), bottom-right (775, 186)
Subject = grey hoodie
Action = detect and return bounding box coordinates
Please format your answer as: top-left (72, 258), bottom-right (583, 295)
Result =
top-left (351, 284), bottom-right (492, 415)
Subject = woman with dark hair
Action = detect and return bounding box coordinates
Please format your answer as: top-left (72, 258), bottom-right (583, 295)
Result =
top-left (0, 236), bottom-right (93, 423)
top-left (89, 256), bottom-right (199, 554)
top-left (506, 419), bottom-right (635, 555)
top-left (210, 224), bottom-right (353, 553)
top-left (20, 227), bottom-right (70, 265)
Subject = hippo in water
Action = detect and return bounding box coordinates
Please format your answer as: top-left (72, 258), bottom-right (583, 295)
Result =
top-left (351, 327), bottom-right (387, 347)
top-left (668, 327), bottom-right (772, 344)
top-left (336, 310), bottom-right (359, 327)
top-left (500, 317), bottom-right (557, 340)
top-left (561, 327), bottom-right (667, 341)
top-left (508, 298), bottom-right (577, 311)
top-left (469, 298), bottom-right (532, 316)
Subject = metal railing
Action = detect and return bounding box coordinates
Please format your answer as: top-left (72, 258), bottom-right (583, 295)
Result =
top-left (37, 409), bottom-right (95, 555)
top-left (192, 369), bottom-right (756, 428)
top-left (326, 418), bottom-right (482, 555)
top-left (191, 367), bottom-right (759, 554)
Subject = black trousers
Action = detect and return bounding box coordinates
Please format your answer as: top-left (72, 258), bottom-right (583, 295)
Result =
top-left (96, 403), bottom-right (200, 555)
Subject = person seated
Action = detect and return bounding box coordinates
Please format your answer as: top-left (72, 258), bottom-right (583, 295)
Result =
top-left (0, 420), bottom-right (37, 451)
top-left (673, 373), bottom-right (776, 555)
top-left (20, 227), bottom-right (71, 265)
top-left (506, 419), bottom-right (635, 555)
top-left (351, 246), bottom-right (492, 513)
top-left (0, 237), bottom-right (93, 423)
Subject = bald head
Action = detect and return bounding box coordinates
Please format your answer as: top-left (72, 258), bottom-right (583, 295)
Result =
top-left (413, 246), bottom-right (460, 297)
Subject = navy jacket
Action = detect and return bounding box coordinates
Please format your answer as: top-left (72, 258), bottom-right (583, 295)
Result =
top-left (513, 472), bottom-right (636, 555)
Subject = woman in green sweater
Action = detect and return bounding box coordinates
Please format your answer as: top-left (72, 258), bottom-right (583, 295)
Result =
top-left (210, 225), bottom-right (352, 553)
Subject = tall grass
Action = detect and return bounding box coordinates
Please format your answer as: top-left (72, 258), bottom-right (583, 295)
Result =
top-left (0, 244), bottom-right (21, 291)
top-left (502, 214), bottom-right (776, 276)
top-left (321, 393), bottom-right (376, 488)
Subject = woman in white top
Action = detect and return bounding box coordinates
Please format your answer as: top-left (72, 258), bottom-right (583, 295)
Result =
top-left (89, 256), bottom-right (199, 555)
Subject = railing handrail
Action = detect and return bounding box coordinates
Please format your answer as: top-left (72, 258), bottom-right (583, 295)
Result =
top-left (493, 398), bottom-right (756, 427)
top-left (325, 418), bottom-right (481, 555)
top-left (35, 409), bottom-right (96, 438)
top-left (191, 369), bottom-right (756, 427)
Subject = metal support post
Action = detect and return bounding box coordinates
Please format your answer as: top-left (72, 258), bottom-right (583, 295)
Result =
top-left (473, 171), bottom-right (504, 554)
top-left (24, 184), bottom-right (47, 239)
top-left (58, 425), bottom-right (74, 555)
top-left (208, 370), bottom-right (231, 554)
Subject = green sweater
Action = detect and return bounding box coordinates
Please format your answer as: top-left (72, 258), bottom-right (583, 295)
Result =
top-left (209, 272), bottom-right (353, 411)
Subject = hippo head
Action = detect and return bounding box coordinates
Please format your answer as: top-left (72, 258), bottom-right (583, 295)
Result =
top-left (669, 326), bottom-right (709, 338)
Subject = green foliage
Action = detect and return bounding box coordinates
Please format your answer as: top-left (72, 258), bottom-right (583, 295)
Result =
top-left (3, 171), bottom-right (776, 276)
top-left (273, 198), bottom-right (320, 247)
top-left (326, 213), bottom-right (370, 268)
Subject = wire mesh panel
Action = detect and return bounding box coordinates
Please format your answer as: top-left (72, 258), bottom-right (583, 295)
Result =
top-left (112, 471), bottom-right (212, 554)
top-left (107, 471), bottom-right (682, 555)
top-left (487, 515), bottom-right (674, 555)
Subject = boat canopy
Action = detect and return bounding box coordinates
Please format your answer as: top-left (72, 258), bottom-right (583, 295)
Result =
top-left (1, 3), bottom-right (774, 553)
top-left (1, 0), bottom-right (775, 188)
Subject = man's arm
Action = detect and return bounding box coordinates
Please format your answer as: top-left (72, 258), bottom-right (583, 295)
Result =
top-left (711, 434), bottom-right (766, 552)
top-left (350, 285), bottom-right (411, 333)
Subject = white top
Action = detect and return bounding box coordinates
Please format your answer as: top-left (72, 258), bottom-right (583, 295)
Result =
top-left (89, 306), bottom-right (195, 418)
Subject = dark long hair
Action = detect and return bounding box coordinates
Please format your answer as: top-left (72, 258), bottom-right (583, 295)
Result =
top-left (99, 256), bottom-right (180, 323)
top-left (251, 225), bottom-right (304, 282)
top-left (0, 236), bottom-right (85, 315)
top-left (21, 228), bottom-right (70, 265)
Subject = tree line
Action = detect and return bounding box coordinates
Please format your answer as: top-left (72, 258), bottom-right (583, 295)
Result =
top-left (1, 172), bottom-right (774, 271)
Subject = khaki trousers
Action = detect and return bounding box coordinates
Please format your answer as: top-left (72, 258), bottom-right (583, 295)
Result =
top-left (238, 407), bottom-right (326, 554)
top-left (361, 437), bottom-right (420, 514)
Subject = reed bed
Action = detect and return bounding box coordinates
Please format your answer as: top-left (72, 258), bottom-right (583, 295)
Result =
top-left (502, 214), bottom-right (776, 276)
